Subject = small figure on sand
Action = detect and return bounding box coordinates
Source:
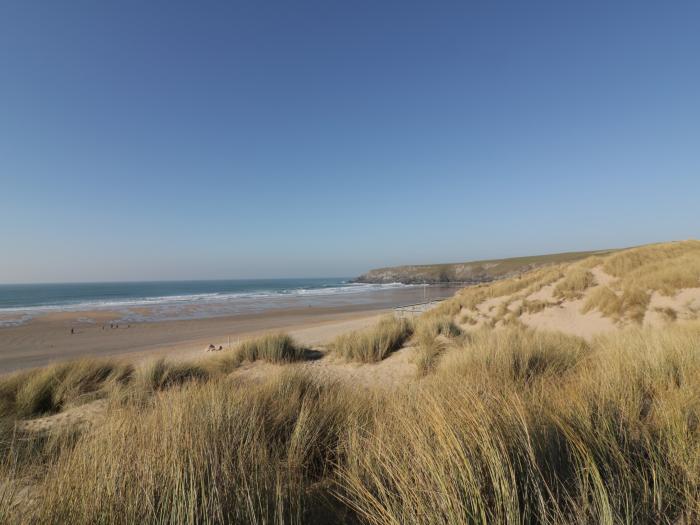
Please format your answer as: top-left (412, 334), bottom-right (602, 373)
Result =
top-left (70, 328), bottom-right (75, 334)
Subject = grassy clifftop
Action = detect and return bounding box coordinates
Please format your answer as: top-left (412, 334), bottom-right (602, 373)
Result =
top-left (354, 248), bottom-right (616, 284)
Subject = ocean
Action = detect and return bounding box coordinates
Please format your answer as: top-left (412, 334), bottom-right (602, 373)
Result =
top-left (0, 279), bottom-right (416, 326)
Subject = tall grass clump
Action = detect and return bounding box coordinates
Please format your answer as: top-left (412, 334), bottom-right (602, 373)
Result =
top-left (413, 315), bottom-right (462, 376)
top-left (553, 267), bottom-right (595, 300)
top-left (583, 285), bottom-right (651, 323)
top-left (205, 332), bottom-right (307, 374)
top-left (521, 298), bottom-right (550, 314)
top-left (0, 359), bottom-right (133, 419)
top-left (134, 358), bottom-right (209, 394)
top-left (339, 323), bottom-right (700, 524)
top-left (9, 370), bottom-right (368, 524)
top-left (439, 326), bottom-right (590, 386)
top-left (235, 332), bottom-right (305, 363)
top-left (332, 315), bottom-right (413, 363)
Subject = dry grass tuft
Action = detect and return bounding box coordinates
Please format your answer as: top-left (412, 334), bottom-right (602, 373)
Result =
top-left (235, 332), bottom-right (306, 363)
top-left (583, 285), bottom-right (650, 323)
top-left (0, 359), bottom-right (133, 419)
top-left (458, 311), bottom-right (479, 325)
top-left (135, 359), bottom-right (210, 393)
top-left (205, 333), bottom-right (307, 374)
top-left (332, 316), bottom-right (413, 363)
top-left (521, 298), bottom-right (551, 314)
top-left (413, 316), bottom-right (461, 376)
top-left (553, 267), bottom-right (595, 299)
top-left (440, 327), bottom-right (590, 385)
top-left (656, 306), bottom-right (678, 322)
top-left (11, 370), bottom-right (366, 524)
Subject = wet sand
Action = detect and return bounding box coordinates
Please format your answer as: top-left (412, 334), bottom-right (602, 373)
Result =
top-left (0, 285), bottom-right (457, 374)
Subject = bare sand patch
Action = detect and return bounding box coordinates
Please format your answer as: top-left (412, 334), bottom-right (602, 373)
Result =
top-left (525, 281), bottom-right (559, 302)
top-left (520, 298), bottom-right (616, 340)
top-left (590, 266), bottom-right (617, 287)
top-left (18, 399), bottom-right (109, 433)
top-left (646, 288), bottom-right (700, 327)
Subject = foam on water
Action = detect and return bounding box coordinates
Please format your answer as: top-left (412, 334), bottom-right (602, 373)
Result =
top-left (0, 280), bottom-right (415, 326)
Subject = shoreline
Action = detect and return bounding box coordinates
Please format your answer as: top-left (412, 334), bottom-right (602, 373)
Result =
top-left (0, 285), bottom-right (458, 374)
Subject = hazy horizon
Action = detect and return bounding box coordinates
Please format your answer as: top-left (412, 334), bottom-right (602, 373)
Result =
top-left (2, 2), bottom-right (699, 284)
top-left (0, 241), bottom-right (644, 286)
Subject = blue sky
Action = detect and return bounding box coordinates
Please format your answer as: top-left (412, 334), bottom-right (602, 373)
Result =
top-left (1, 1), bottom-right (699, 283)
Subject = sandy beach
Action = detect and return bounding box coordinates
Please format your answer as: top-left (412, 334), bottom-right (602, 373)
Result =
top-left (0, 285), bottom-right (456, 374)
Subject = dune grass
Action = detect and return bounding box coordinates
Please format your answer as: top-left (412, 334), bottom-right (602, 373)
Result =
top-left (235, 332), bottom-right (306, 363)
top-left (573, 241), bottom-right (699, 323)
top-left (339, 324), bottom-right (700, 524)
top-left (435, 240), bottom-right (700, 325)
top-left (0, 359), bottom-right (134, 419)
top-left (440, 326), bottom-right (590, 385)
top-left (583, 285), bottom-right (651, 323)
top-left (553, 267), bottom-right (595, 300)
top-left (603, 240), bottom-right (700, 275)
top-left (3, 323), bottom-right (700, 522)
top-left (521, 298), bottom-right (551, 314)
top-left (204, 332), bottom-right (308, 375)
top-left (135, 358), bottom-right (210, 393)
top-left (603, 240), bottom-right (700, 294)
top-left (0, 333), bottom-right (306, 421)
top-left (655, 306), bottom-right (678, 322)
top-left (12, 370), bottom-right (366, 524)
top-left (332, 315), bottom-right (413, 363)
top-left (433, 264), bottom-right (565, 318)
top-left (413, 315), bottom-right (462, 376)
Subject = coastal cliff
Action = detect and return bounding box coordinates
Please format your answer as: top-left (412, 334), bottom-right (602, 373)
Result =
top-left (354, 249), bottom-right (614, 284)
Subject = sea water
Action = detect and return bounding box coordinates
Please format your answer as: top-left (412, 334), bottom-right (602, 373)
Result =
top-left (0, 279), bottom-right (416, 326)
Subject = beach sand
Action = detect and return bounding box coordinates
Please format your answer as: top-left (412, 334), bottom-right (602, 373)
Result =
top-left (0, 285), bottom-right (456, 374)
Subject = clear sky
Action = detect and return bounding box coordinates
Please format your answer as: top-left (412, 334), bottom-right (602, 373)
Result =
top-left (1, 1), bottom-right (699, 283)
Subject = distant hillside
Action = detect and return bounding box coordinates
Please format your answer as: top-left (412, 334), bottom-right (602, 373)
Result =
top-left (354, 249), bottom-right (616, 284)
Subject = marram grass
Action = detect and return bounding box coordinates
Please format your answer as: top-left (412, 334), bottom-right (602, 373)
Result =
top-left (3, 323), bottom-right (700, 523)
